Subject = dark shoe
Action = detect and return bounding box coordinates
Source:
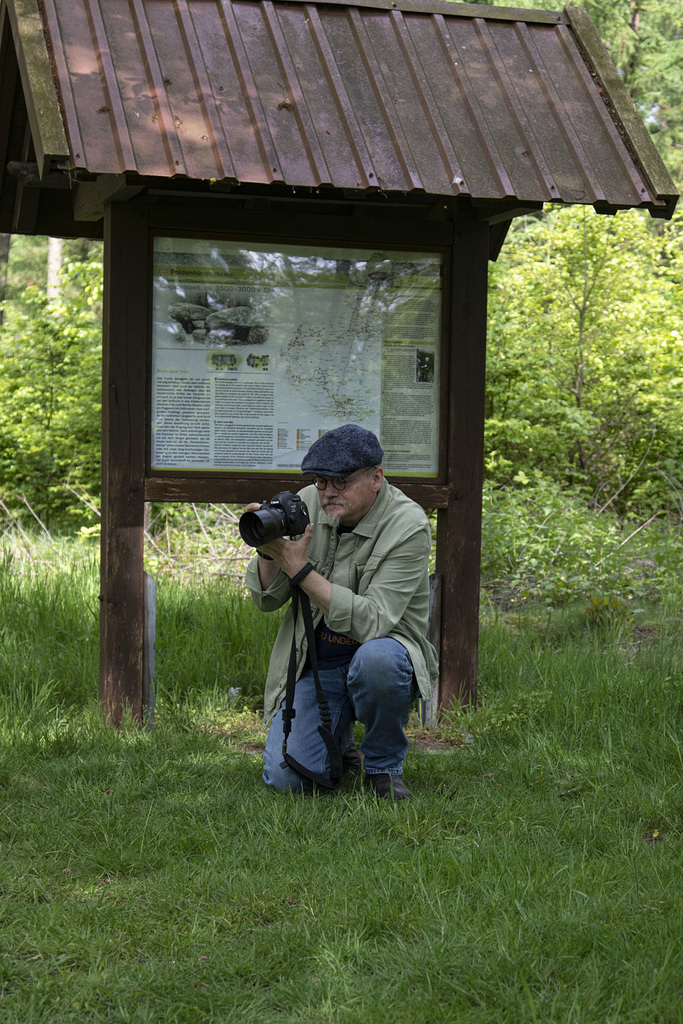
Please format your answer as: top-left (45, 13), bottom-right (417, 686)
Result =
top-left (364, 772), bottom-right (411, 801)
top-left (342, 747), bottom-right (362, 778)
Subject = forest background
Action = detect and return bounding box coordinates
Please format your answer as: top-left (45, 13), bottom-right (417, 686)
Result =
top-left (0, 0), bottom-right (681, 614)
top-left (1, 5), bottom-right (682, 1018)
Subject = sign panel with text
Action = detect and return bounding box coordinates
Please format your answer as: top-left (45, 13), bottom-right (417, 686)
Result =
top-left (151, 237), bottom-right (442, 475)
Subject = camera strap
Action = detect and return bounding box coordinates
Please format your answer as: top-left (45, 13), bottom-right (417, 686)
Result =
top-left (280, 581), bottom-right (344, 790)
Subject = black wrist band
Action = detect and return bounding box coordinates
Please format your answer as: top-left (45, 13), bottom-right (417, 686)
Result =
top-left (257, 550), bottom-right (273, 560)
top-left (290, 562), bottom-right (314, 587)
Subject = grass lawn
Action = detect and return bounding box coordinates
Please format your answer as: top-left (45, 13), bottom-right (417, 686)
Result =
top-left (1, 550), bottom-right (682, 1021)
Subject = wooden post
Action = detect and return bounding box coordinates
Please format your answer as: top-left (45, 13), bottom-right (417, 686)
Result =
top-left (436, 211), bottom-right (489, 709)
top-left (143, 572), bottom-right (156, 728)
top-left (100, 193), bottom-right (148, 726)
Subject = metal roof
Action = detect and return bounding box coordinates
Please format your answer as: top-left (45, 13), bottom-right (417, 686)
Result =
top-left (0, 0), bottom-right (678, 231)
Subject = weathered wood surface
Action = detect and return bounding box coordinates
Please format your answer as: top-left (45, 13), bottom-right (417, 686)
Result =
top-left (6, 0), bottom-right (69, 174)
top-left (100, 194), bottom-right (148, 726)
top-left (435, 211), bottom-right (488, 709)
top-left (144, 475), bottom-right (451, 509)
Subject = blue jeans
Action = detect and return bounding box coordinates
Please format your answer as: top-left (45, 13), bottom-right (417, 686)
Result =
top-left (263, 638), bottom-right (415, 792)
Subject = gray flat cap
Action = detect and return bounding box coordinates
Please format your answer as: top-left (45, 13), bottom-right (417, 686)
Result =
top-left (301, 424), bottom-right (383, 476)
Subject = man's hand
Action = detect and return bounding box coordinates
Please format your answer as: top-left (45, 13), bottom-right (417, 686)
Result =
top-left (245, 503), bottom-right (313, 586)
top-left (257, 524), bottom-right (314, 578)
top-left (245, 506), bottom-right (332, 615)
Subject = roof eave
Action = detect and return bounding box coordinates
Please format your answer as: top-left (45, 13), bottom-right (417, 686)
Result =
top-left (6, 0), bottom-right (68, 177)
top-left (565, 4), bottom-right (678, 219)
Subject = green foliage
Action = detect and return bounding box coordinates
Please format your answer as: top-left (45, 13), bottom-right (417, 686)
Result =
top-left (0, 533), bottom-right (271, 722)
top-left (0, 254), bottom-right (102, 528)
top-left (486, 206), bottom-right (683, 513)
top-left (0, 548), bottom-right (100, 718)
top-left (459, 688), bottom-right (552, 739)
top-left (588, 0), bottom-right (683, 186)
top-left (480, 474), bottom-right (683, 605)
top-left (143, 502), bottom-right (246, 582)
top-left (585, 593), bottom-right (634, 632)
top-left (3, 236), bottom-right (101, 311)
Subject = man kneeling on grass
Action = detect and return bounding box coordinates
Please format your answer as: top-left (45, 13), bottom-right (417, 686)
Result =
top-left (244, 424), bottom-right (438, 801)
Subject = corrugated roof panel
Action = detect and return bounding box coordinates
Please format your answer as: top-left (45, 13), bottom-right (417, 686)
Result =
top-left (300, 5), bottom-right (379, 187)
top-left (372, 8), bottom-right (464, 194)
top-left (482, 20), bottom-right (577, 202)
top-left (208, 0), bottom-right (283, 183)
top-left (27, 0), bottom-right (676, 215)
top-left (349, 8), bottom-right (429, 190)
top-left (430, 13), bottom-right (516, 199)
top-left (551, 25), bottom-right (644, 205)
top-left (133, 0), bottom-right (199, 177)
top-left (240, 0), bottom-right (328, 185)
top-left (262, 1), bottom-right (336, 185)
top-left (322, 9), bottom-right (409, 189)
top-left (454, 17), bottom-right (546, 200)
top-left (507, 22), bottom-right (606, 204)
top-left (390, 13), bottom-right (468, 193)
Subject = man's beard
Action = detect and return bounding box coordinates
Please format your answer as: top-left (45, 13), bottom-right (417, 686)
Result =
top-left (322, 499), bottom-right (344, 529)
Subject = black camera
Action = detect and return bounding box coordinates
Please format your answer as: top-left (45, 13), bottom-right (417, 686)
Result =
top-left (239, 491), bottom-right (310, 548)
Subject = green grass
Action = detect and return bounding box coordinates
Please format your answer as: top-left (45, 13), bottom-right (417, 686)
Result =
top-left (155, 574), bottom-right (283, 710)
top-left (0, 549), bottom-right (100, 716)
top-left (1, 542), bottom-right (683, 1021)
top-left (0, 545), bottom-right (279, 720)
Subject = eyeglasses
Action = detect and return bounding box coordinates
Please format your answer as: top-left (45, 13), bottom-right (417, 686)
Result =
top-left (310, 467), bottom-right (372, 491)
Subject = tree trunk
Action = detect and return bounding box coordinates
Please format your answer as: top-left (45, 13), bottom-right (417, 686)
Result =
top-left (47, 236), bottom-right (64, 301)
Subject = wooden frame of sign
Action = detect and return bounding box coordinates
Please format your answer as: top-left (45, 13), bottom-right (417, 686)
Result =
top-left (101, 190), bottom-right (488, 725)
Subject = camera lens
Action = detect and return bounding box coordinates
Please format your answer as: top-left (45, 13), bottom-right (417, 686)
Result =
top-left (239, 507), bottom-right (285, 547)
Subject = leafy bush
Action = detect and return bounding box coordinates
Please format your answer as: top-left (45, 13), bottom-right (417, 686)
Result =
top-left (0, 256), bottom-right (102, 529)
top-left (480, 474), bottom-right (683, 606)
top-left (486, 206), bottom-right (683, 514)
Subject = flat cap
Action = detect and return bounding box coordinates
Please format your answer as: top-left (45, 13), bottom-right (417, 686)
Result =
top-left (301, 424), bottom-right (384, 477)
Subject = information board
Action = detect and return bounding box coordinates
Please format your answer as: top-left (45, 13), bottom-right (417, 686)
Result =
top-left (151, 237), bottom-right (442, 474)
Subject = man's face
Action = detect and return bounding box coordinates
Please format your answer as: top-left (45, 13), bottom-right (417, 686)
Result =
top-left (313, 466), bottom-right (384, 527)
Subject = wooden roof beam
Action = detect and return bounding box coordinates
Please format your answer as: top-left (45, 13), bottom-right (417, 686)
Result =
top-left (73, 174), bottom-right (146, 222)
top-left (6, 0), bottom-right (68, 177)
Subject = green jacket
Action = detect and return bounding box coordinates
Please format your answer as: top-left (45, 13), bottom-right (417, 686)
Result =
top-left (245, 479), bottom-right (439, 723)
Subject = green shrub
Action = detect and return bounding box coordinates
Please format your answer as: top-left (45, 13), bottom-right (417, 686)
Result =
top-left (480, 475), bottom-right (683, 605)
top-left (0, 258), bottom-right (102, 530)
